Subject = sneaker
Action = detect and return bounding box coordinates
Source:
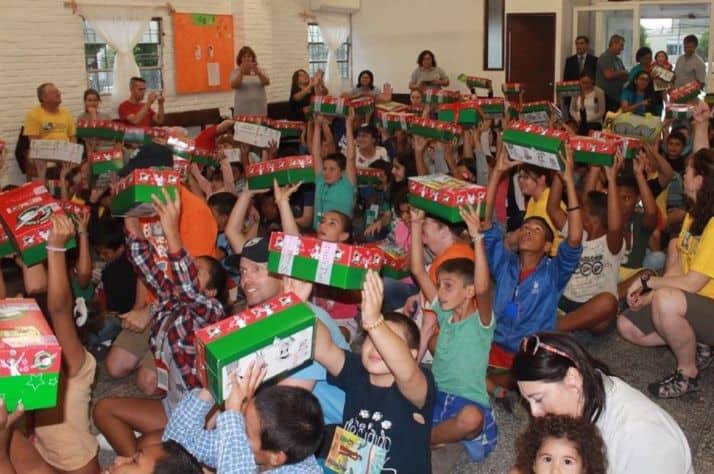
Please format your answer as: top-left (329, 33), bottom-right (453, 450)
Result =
top-left (647, 370), bottom-right (699, 399)
top-left (696, 343), bottom-right (713, 371)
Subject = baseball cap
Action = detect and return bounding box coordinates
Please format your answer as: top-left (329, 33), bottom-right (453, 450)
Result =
top-left (241, 237), bottom-right (269, 264)
top-left (117, 143), bottom-right (174, 177)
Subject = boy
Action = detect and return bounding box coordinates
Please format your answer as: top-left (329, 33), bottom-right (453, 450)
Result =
top-left (315, 271), bottom-right (436, 473)
top-left (410, 201), bottom-right (498, 460)
top-left (106, 440), bottom-right (202, 474)
top-left (208, 191), bottom-right (240, 280)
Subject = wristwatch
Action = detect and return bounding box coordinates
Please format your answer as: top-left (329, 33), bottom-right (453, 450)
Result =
top-left (640, 271), bottom-right (653, 293)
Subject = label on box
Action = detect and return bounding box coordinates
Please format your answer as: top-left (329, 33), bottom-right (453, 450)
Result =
top-left (505, 143), bottom-right (560, 171)
top-left (223, 149), bottom-right (242, 163)
top-left (233, 122), bottom-right (281, 148)
top-left (30, 140), bottom-right (84, 163)
top-left (326, 426), bottom-right (388, 474)
top-left (610, 112), bottom-right (662, 143)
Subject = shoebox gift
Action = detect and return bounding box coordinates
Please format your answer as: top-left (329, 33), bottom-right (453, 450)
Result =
top-left (89, 148), bottom-right (124, 185)
top-left (348, 96), bottom-right (376, 116)
top-left (588, 130), bottom-right (642, 160)
top-left (518, 101), bottom-right (553, 127)
top-left (366, 240), bottom-right (409, 279)
top-left (0, 298), bottom-right (62, 412)
top-left (76, 119), bottom-right (125, 141)
top-left (475, 98), bottom-right (506, 120)
top-left (502, 121), bottom-right (569, 171)
top-left (568, 136), bottom-right (619, 166)
top-left (246, 155), bottom-right (315, 190)
top-left (310, 96), bottom-right (349, 116)
top-left (195, 292), bottom-right (315, 402)
top-left (665, 104), bottom-right (695, 121)
top-left (357, 168), bottom-right (386, 187)
top-left (502, 82), bottom-right (525, 95)
top-left (29, 140), bottom-right (84, 164)
top-left (458, 74), bottom-right (492, 90)
top-left (269, 120), bottom-right (305, 139)
top-left (0, 228), bottom-right (15, 258)
top-left (267, 232), bottom-right (383, 290)
top-left (123, 127), bottom-right (168, 145)
top-left (406, 116), bottom-right (463, 143)
top-left (437, 101), bottom-right (482, 126)
top-left (375, 101), bottom-right (410, 113)
top-left (0, 183), bottom-right (76, 266)
top-left (669, 81), bottom-right (702, 104)
top-left (60, 200), bottom-right (89, 223)
top-left (376, 111), bottom-right (414, 132)
top-left (608, 112), bottom-right (662, 144)
top-left (422, 88), bottom-right (461, 105)
top-left (407, 174), bottom-right (487, 223)
top-left (555, 81), bottom-right (581, 97)
top-left (111, 169), bottom-right (180, 217)
top-left (233, 115), bottom-right (270, 126)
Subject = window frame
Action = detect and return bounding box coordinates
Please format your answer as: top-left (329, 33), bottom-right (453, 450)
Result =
top-left (484, 0), bottom-right (505, 71)
top-left (307, 23), bottom-right (351, 79)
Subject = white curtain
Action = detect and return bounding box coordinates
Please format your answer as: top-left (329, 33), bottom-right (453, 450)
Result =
top-left (315, 13), bottom-right (350, 95)
top-left (78, 5), bottom-right (160, 111)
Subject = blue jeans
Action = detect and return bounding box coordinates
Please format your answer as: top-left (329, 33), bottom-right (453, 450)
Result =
top-left (643, 249), bottom-right (666, 273)
top-left (381, 277), bottom-right (418, 313)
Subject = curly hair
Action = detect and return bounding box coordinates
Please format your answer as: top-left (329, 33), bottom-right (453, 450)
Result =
top-left (514, 415), bottom-right (607, 474)
top-left (687, 148), bottom-right (714, 236)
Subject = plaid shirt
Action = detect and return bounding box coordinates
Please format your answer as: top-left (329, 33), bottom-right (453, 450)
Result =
top-left (127, 235), bottom-right (225, 389)
top-left (163, 390), bottom-right (322, 473)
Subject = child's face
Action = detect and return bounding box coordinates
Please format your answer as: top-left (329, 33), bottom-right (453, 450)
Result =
top-left (210, 206), bottom-right (229, 232)
top-left (108, 444), bottom-right (166, 473)
top-left (666, 138), bottom-right (684, 158)
top-left (96, 245), bottom-right (123, 264)
top-left (455, 165), bottom-right (474, 182)
top-left (392, 160), bottom-right (406, 183)
top-left (436, 271), bottom-right (474, 311)
top-left (322, 159), bottom-right (342, 185)
top-left (617, 186), bottom-right (639, 217)
top-left (517, 221), bottom-right (551, 254)
top-left (317, 211), bottom-right (348, 242)
top-left (398, 203), bottom-right (411, 225)
top-left (244, 399), bottom-right (284, 467)
top-left (361, 321), bottom-right (415, 376)
top-left (533, 437), bottom-right (584, 474)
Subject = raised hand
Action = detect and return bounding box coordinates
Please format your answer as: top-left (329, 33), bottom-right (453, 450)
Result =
top-left (225, 360), bottom-right (267, 414)
top-left (361, 270), bottom-right (384, 327)
top-left (48, 215), bottom-right (75, 248)
top-left (151, 188), bottom-right (181, 242)
top-left (272, 179), bottom-right (302, 204)
top-left (559, 146), bottom-right (575, 183)
top-left (460, 197), bottom-right (484, 239)
top-left (409, 207), bottom-right (426, 225)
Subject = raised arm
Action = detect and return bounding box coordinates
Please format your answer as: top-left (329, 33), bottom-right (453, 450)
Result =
top-left (603, 154), bottom-right (624, 254)
top-left (312, 116), bottom-right (323, 173)
top-left (124, 216), bottom-right (173, 302)
top-left (644, 142), bottom-right (674, 189)
top-left (633, 152), bottom-right (658, 231)
top-left (75, 210), bottom-right (92, 289)
top-left (561, 148), bottom-right (582, 247)
top-left (273, 179), bottom-right (302, 236)
top-left (409, 208), bottom-right (437, 302)
top-left (154, 93), bottom-right (165, 125)
top-left (314, 319), bottom-right (346, 377)
top-left (345, 108), bottom-right (357, 186)
top-left (225, 187), bottom-right (262, 254)
top-left (546, 173), bottom-right (567, 231)
top-left (413, 136), bottom-right (429, 176)
top-left (443, 142), bottom-right (458, 176)
top-left (483, 142), bottom-right (518, 229)
top-left (460, 203), bottom-right (492, 326)
top-left (124, 93), bottom-right (157, 126)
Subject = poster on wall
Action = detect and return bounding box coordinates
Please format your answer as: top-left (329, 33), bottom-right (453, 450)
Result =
top-left (173, 13), bottom-right (234, 93)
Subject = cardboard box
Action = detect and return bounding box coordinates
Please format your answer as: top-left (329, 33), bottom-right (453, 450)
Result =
top-left (123, 127), bottom-right (168, 145)
top-left (437, 101), bottom-right (482, 126)
top-left (422, 88), bottom-right (461, 105)
top-left (555, 81), bottom-right (581, 97)
top-left (76, 119), bottom-right (125, 141)
top-left (0, 183), bottom-right (76, 266)
top-left (111, 169), bottom-right (180, 217)
top-left (407, 174), bottom-right (487, 223)
top-left (375, 101), bottom-right (410, 113)
top-left (588, 130), bottom-right (642, 160)
top-left (367, 241), bottom-right (409, 279)
top-left (376, 111), bottom-right (414, 132)
top-left (267, 232), bottom-right (383, 290)
top-left (0, 298), bottom-right (62, 412)
top-left (233, 115), bottom-right (270, 126)
top-left (30, 140), bottom-right (84, 164)
top-left (669, 81), bottom-right (702, 104)
top-left (475, 98), bottom-right (506, 120)
top-left (406, 116), bottom-right (463, 143)
top-left (568, 136), bottom-right (619, 166)
top-left (0, 228), bottom-right (16, 259)
top-left (665, 104), bottom-right (695, 120)
top-left (608, 112), bottom-right (662, 144)
top-left (89, 149), bottom-right (124, 186)
top-left (518, 101), bottom-right (553, 127)
top-left (310, 96), bottom-right (349, 116)
top-left (195, 292), bottom-right (315, 402)
top-left (651, 65), bottom-right (674, 92)
top-left (233, 122), bottom-right (282, 148)
top-left (348, 96), bottom-right (376, 116)
top-left (502, 82), bottom-right (525, 95)
top-left (356, 168), bottom-right (386, 187)
top-left (502, 121), bottom-right (569, 171)
top-left (269, 120), bottom-right (305, 139)
top-left (246, 155), bottom-right (315, 190)
top-left (458, 74), bottom-right (492, 90)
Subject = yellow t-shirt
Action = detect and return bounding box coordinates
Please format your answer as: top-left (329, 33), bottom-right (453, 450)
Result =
top-left (678, 214), bottom-right (714, 298)
top-left (525, 187), bottom-right (564, 256)
top-left (23, 105), bottom-right (76, 141)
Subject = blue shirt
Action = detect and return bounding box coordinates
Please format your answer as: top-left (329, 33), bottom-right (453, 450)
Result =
top-left (620, 88), bottom-right (663, 116)
top-left (313, 173), bottom-right (356, 228)
top-left (483, 224), bottom-right (583, 353)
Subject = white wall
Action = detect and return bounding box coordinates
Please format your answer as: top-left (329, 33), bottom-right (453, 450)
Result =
top-left (0, 0), bottom-right (309, 156)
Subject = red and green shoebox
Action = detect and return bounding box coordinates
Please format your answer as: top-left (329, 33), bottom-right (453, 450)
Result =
top-left (366, 240), bottom-right (409, 279)
top-left (476, 98), bottom-right (506, 120)
top-left (458, 74), bottom-right (492, 90)
top-left (588, 130), bottom-right (642, 160)
top-left (0, 227), bottom-right (16, 258)
top-left (76, 119), bottom-right (125, 141)
top-left (422, 88), bottom-right (461, 105)
top-left (665, 104), bottom-right (694, 120)
top-left (0, 298), bottom-right (62, 412)
top-left (195, 292), bottom-right (315, 402)
top-left (357, 168), bottom-right (386, 186)
top-left (246, 155), bottom-right (315, 190)
top-left (173, 156), bottom-right (191, 182)
top-left (234, 115), bottom-right (270, 126)
top-left (407, 174), bottom-right (487, 223)
top-left (519, 101), bottom-right (553, 126)
top-left (437, 101), bottom-right (482, 126)
top-left (407, 116), bottom-right (463, 143)
top-left (555, 81), bottom-right (581, 97)
top-left (269, 120), bottom-right (305, 139)
top-left (0, 183), bottom-right (76, 266)
top-left (502, 82), bottom-right (525, 95)
top-left (60, 200), bottom-right (89, 224)
top-left (111, 169), bottom-right (180, 217)
top-left (348, 96), bottom-right (376, 116)
top-left (267, 232), bottom-right (383, 290)
top-left (375, 101), bottom-right (410, 113)
top-left (568, 136), bottom-right (619, 166)
top-left (669, 81), bottom-right (702, 104)
top-left (311, 96), bottom-right (375, 117)
top-left (376, 111), bottom-right (414, 132)
top-left (90, 149), bottom-right (124, 186)
top-left (502, 121), bottom-right (569, 171)
top-left (123, 127), bottom-right (168, 145)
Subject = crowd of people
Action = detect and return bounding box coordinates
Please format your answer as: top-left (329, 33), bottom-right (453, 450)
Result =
top-left (0, 33), bottom-right (711, 474)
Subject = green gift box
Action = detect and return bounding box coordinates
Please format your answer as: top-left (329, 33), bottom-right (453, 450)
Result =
top-left (267, 232), bottom-right (383, 290)
top-left (665, 104), bottom-right (694, 120)
top-left (502, 82), bottom-right (525, 95)
top-left (502, 121), bottom-right (568, 171)
top-left (0, 228), bottom-right (16, 258)
top-left (195, 292), bottom-right (316, 402)
top-left (310, 96), bottom-right (351, 116)
top-left (407, 174), bottom-right (487, 223)
top-left (669, 81), bottom-right (702, 104)
top-left (123, 127), bottom-right (168, 145)
top-left (246, 156), bottom-right (315, 190)
top-left (76, 119), bottom-right (125, 141)
top-left (111, 169), bottom-right (180, 217)
top-left (349, 96), bottom-right (376, 116)
top-left (0, 183), bottom-right (76, 266)
top-left (437, 101), bottom-right (482, 126)
top-left (0, 298), bottom-right (62, 412)
top-left (376, 111), bottom-right (414, 132)
top-left (357, 168), bottom-right (386, 186)
top-left (519, 101), bottom-right (552, 127)
top-left (366, 241), bottom-right (409, 279)
top-left (568, 137), bottom-right (618, 166)
top-left (89, 149), bottom-right (124, 187)
top-left (269, 120), bottom-right (305, 139)
top-left (406, 116), bottom-right (463, 143)
top-left (555, 81), bottom-right (581, 97)
top-left (422, 88), bottom-right (461, 105)
top-left (458, 74), bottom-right (492, 90)
top-left (476, 98), bottom-right (505, 120)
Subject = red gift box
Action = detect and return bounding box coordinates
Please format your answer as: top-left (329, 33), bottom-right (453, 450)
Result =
top-left (114, 169), bottom-right (181, 194)
top-left (406, 116), bottom-right (463, 142)
top-left (422, 88), bottom-right (461, 105)
top-left (60, 200), bottom-right (89, 221)
top-left (234, 115), bottom-right (270, 125)
top-left (357, 168), bottom-right (387, 186)
top-left (568, 136), bottom-right (620, 166)
top-left (588, 130), bottom-right (642, 159)
top-left (376, 111), bottom-right (414, 131)
top-left (669, 81), bottom-right (702, 104)
top-left (508, 120), bottom-right (569, 141)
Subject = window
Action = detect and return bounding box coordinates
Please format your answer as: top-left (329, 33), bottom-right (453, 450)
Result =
top-left (307, 23), bottom-right (350, 79)
top-left (84, 19), bottom-right (163, 94)
top-left (666, 42), bottom-right (681, 56)
top-left (484, 0), bottom-right (504, 70)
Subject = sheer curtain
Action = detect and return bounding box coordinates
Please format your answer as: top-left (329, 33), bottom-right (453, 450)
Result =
top-left (315, 13), bottom-right (350, 95)
top-left (78, 5), bottom-right (160, 110)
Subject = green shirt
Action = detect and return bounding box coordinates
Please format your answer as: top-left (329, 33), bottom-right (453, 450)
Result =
top-left (313, 173), bottom-right (356, 229)
top-left (431, 299), bottom-right (494, 406)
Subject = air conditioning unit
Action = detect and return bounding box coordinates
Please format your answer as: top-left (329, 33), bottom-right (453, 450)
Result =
top-left (309, 0), bottom-right (360, 14)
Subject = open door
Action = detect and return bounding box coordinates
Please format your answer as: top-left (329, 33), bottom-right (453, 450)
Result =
top-left (506, 13), bottom-right (556, 102)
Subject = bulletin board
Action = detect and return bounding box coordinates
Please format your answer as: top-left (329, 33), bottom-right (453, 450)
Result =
top-left (173, 13), bottom-right (234, 93)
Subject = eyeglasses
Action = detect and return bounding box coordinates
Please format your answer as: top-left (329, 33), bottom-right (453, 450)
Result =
top-left (520, 335), bottom-right (578, 368)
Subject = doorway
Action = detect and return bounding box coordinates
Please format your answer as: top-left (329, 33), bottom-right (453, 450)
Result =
top-left (506, 13), bottom-right (556, 102)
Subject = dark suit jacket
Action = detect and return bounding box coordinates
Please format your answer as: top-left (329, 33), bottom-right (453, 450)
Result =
top-left (564, 54), bottom-right (598, 81)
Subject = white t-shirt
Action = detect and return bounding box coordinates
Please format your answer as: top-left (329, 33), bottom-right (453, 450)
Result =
top-left (597, 375), bottom-right (693, 474)
top-left (563, 232), bottom-right (625, 303)
top-left (356, 145), bottom-right (389, 168)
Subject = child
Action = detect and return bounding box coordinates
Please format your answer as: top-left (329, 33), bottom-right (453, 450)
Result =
top-left (105, 440), bottom-right (202, 473)
top-left (361, 159), bottom-right (392, 241)
top-left (410, 201), bottom-right (497, 460)
top-left (208, 191), bottom-right (240, 278)
top-left (514, 415), bottom-right (607, 474)
top-left (163, 365), bottom-right (324, 473)
top-left (314, 270), bottom-right (436, 473)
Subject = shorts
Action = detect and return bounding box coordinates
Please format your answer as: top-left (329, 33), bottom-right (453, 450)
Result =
top-left (488, 343), bottom-right (515, 371)
top-left (623, 291), bottom-right (714, 346)
top-left (557, 295), bottom-right (584, 316)
top-left (112, 324), bottom-right (151, 359)
top-left (432, 391), bottom-right (497, 461)
top-left (34, 351), bottom-right (99, 471)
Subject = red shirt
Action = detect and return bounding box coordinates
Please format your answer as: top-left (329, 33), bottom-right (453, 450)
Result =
top-left (118, 100), bottom-right (155, 127)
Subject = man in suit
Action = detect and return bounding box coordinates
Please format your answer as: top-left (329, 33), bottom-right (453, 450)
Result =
top-left (562, 36), bottom-right (598, 119)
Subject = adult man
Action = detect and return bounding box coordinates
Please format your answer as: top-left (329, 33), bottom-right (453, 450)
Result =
top-left (23, 83), bottom-right (76, 141)
top-left (564, 36), bottom-right (598, 81)
top-left (595, 35), bottom-right (629, 112)
top-left (674, 35), bottom-right (706, 88)
top-left (118, 77), bottom-right (165, 127)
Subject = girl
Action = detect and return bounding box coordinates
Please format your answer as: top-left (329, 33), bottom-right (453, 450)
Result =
top-left (620, 71), bottom-right (662, 116)
top-left (288, 68), bottom-right (327, 122)
top-left (654, 50), bottom-right (673, 70)
top-left (77, 88), bottom-right (110, 121)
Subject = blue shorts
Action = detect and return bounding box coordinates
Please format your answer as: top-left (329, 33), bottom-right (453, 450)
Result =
top-left (432, 390), bottom-right (498, 461)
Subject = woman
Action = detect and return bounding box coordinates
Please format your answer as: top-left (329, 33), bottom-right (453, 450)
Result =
top-left (619, 148), bottom-right (714, 398)
top-left (77, 89), bottom-right (111, 121)
top-left (288, 69), bottom-right (327, 122)
top-left (349, 69), bottom-right (378, 99)
top-left (620, 71), bottom-right (662, 116)
top-left (627, 46), bottom-right (653, 84)
top-left (655, 50), bottom-right (673, 71)
top-left (569, 74), bottom-right (606, 135)
top-left (512, 331), bottom-right (693, 473)
top-left (409, 50), bottom-right (449, 91)
top-left (409, 89), bottom-right (424, 114)
top-left (230, 46), bottom-right (270, 116)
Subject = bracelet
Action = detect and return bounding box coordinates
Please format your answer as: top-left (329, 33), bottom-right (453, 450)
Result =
top-left (472, 235), bottom-right (484, 245)
top-left (46, 245), bottom-right (67, 253)
top-left (78, 230), bottom-right (88, 236)
top-left (362, 315), bottom-right (385, 332)
top-left (566, 206), bottom-right (580, 212)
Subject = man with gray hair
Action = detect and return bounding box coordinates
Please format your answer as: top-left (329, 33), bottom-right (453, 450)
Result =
top-left (23, 82), bottom-right (76, 142)
top-left (595, 35), bottom-right (629, 112)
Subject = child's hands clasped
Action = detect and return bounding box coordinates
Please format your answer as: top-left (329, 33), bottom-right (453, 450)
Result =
top-left (152, 188), bottom-right (181, 242)
top-left (48, 215), bottom-right (75, 248)
top-left (361, 270), bottom-right (384, 329)
top-left (226, 361), bottom-right (267, 414)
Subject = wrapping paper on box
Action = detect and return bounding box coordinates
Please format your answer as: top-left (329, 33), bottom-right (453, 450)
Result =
top-left (375, 101), bottom-right (409, 113)
top-left (348, 96), bottom-right (376, 116)
top-left (76, 119), bottom-right (125, 141)
top-left (310, 96), bottom-right (348, 116)
top-left (588, 130), bottom-right (642, 160)
top-left (665, 104), bottom-right (695, 120)
top-left (518, 101), bottom-right (553, 127)
top-left (407, 174), bottom-right (487, 223)
top-left (195, 292), bottom-right (315, 402)
top-left (123, 127), bottom-right (168, 145)
top-left (502, 121), bottom-right (569, 171)
top-left (437, 101), bottom-right (482, 126)
top-left (0, 183), bottom-right (76, 266)
top-left (60, 200), bottom-right (89, 223)
top-left (475, 98), bottom-right (506, 120)
top-left (269, 120), bottom-right (305, 138)
top-left (555, 81), bottom-right (581, 97)
top-left (366, 241), bottom-right (409, 279)
top-left (458, 74), bottom-right (492, 90)
top-left (267, 232), bottom-right (383, 290)
top-left (406, 116), bottom-right (463, 142)
top-left (651, 65), bottom-right (674, 91)
top-left (568, 137), bottom-right (619, 166)
top-left (173, 156), bottom-right (190, 182)
top-left (608, 112), bottom-right (662, 144)
top-left (669, 81), bottom-right (702, 104)
top-left (376, 111), bottom-right (414, 132)
top-left (111, 169), bottom-right (180, 217)
top-left (357, 168), bottom-right (386, 186)
top-left (246, 155), bottom-right (315, 189)
top-left (90, 149), bottom-right (124, 185)
top-left (167, 136), bottom-right (219, 167)
top-left (502, 83), bottom-right (525, 95)
top-left (0, 298), bottom-right (62, 412)
top-left (0, 228), bottom-right (15, 258)
top-left (422, 89), bottom-right (460, 105)
top-left (233, 115), bottom-right (270, 126)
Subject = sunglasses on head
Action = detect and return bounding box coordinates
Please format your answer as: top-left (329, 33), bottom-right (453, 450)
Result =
top-left (520, 335), bottom-right (578, 368)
